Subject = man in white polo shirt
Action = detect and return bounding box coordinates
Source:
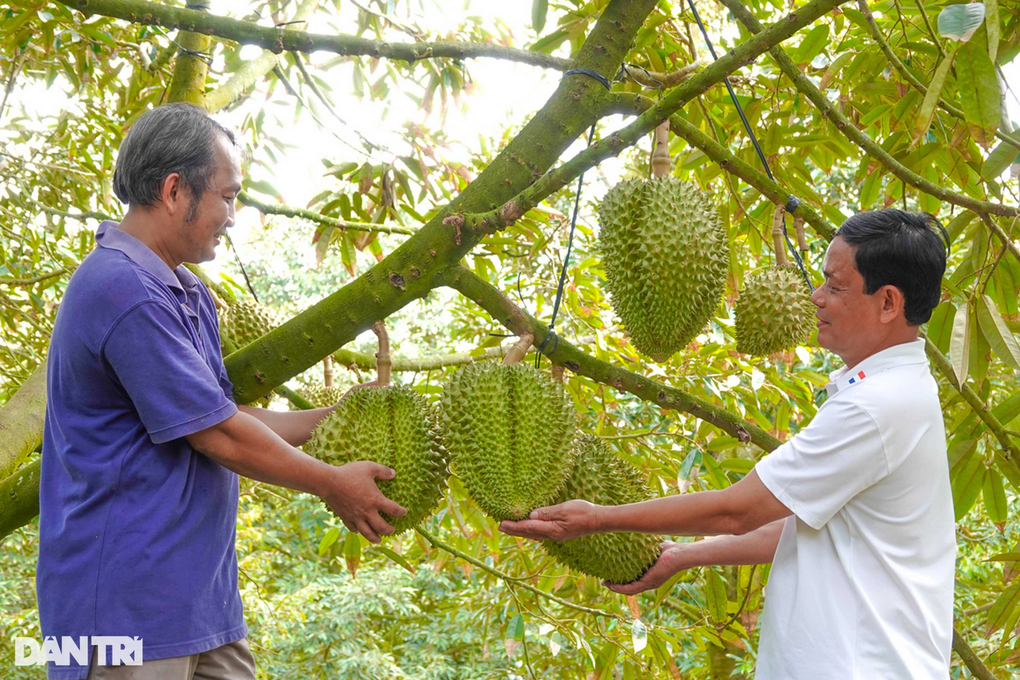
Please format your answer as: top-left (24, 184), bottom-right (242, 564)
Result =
top-left (500, 209), bottom-right (954, 679)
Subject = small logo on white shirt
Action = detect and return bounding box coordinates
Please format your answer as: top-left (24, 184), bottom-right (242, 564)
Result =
top-left (14, 636), bottom-right (142, 666)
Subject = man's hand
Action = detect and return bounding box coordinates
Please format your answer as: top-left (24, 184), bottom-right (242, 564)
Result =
top-left (605, 541), bottom-right (690, 594)
top-left (499, 500), bottom-right (602, 541)
top-left (319, 461), bottom-right (406, 544)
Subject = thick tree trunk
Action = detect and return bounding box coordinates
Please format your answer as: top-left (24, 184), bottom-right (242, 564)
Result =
top-left (0, 360), bottom-right (46, 480)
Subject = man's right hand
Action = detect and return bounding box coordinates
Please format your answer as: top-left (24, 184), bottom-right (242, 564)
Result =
top-left (320, 461), bottom-right (407, 543)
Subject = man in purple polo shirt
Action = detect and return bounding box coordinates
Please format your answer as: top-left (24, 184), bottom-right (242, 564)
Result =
top-left (38, 103), bottom-right (406, 680)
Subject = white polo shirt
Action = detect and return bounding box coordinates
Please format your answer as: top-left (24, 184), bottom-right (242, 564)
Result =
top-left (754, 339), bottom-right (955, 680)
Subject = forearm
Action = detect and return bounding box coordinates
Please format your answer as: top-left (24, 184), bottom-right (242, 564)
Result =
top-left (677, 519), bottom-right (786, 568)
top-left (598, 490), bottom-right (741, 536)
top-left (190, 411), bottom-right (334, 495)
top-left (237, 404), bottom-right (333, 447)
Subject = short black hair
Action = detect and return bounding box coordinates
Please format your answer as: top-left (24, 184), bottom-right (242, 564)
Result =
top-left (113, 103), bottom-right (238, 219)
top-left (835, 209), bottom-right (948, 325)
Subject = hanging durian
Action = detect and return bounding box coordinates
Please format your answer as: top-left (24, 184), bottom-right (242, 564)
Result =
top-left (442, 335), bottom-right (577, 521)
top-left (541, 435), bottom-right (662, 584)
top-left (303, 322), bottom-right (449, 534)
top-left (598, 121), bottom-right (728, 362)
top-left (734, 206), bottom-right (816, 356)
top-left (218, 299), bottom-right (279, 354)
top-left (294, 356), bottom-right (346, 409)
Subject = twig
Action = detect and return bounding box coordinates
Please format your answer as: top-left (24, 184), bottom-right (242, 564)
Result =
top-left (238, 191), bottom-right (413, 235)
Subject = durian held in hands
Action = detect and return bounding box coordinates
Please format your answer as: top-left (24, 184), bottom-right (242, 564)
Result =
top-left (734, 205), bottom-right (816, 357)
top-left (597, 121), bottom-right (728, 363)
top-left (303, 321), bottom-right (450, 534)
top-left (541, 435), bottom-right (662, 584)
top-left (441, 334), bottom-right (577, 522)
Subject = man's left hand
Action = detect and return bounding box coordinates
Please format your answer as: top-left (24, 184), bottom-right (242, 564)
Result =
top-left (499, 499), bottom-right (602, 541)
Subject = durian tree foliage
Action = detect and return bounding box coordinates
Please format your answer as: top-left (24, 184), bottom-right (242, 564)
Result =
top-left (2, 0), bottom-right (1020, 677)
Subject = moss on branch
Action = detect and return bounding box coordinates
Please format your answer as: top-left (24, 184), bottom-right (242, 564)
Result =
top-left (57, 0), bottom-right (573, 71)
top-left (716, 0), bottom-right (1018, 219)
top-left (0, 459), bottom-right (40, 540)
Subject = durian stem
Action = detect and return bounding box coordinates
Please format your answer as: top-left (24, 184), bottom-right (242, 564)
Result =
top-left (372, 320), bottom-right (392, 387)
top-left (501, 333), bottom-right (534, 366)
top-left (323, 355), bottom-right (334, 388)
top-left (650, 120), bottom-right (671, 178)
top-left (794, 215), bottom-right (808, 253)
top-left (550, 364), bottom-right (565, 383)
top-left (772, 205), bottom-right (789, 267)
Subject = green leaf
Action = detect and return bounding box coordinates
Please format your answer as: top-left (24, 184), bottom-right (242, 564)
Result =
top-left (794, 25), bottom-right (829, 65)
top-left (344, 531), bottom-right (361, 578)
top-left (983, 470), bottom-right (1008, 531)
top-left (531, 0), bottom-right (548, 33)
top-left (985, 553), bottom-right (1020, 562)
top-left (631, 618), bottom-right (647, 653)
top-left (912, 48), bottom-right (956, 147)
top-left (938, 3), bottom-right (986, 42)
top-left (985, 0), bottom-right (999, 62)
top-left (704, 569), bottom-right (728, 623)
top-left (314, 225), bottom-right (333, 266)
top-left (317, 527), bottom-right (340, 556)
top-left (373, 544), bottom-right (415, 573)
top-left (976, 295), bottom-right (1020, 370)
top-left (504, 613), bottom-right (525, 658)
top-left (957, 37), bottom-right (1001, 147)
top-left (949, 301), bottom-right (971, 384)
top-left (986, 580), bottom-right (1020, 635)
top-left (858, 169), bottom-right (882, 209)
top-left (981, 130), bottom-right (1020, 180)
top-left (952, 454), bottom-right (985, 521)
top-left (926, 301), bottom-right (956, 354)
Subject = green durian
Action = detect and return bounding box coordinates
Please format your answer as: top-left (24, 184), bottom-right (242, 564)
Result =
top-left (218, 299), bottom-right (279, 353)
top-left (734, 265), bottom-right (815, 356)
top-left (541, 435), bottom-right (662, 584)
top-left (598, 177), bottom-right (728, 362)
top-left (303, 384), bottom-right (449, 534)
top-left (293, 384), bottom-right (346, 410)
top-left (442, 361), bottom-right (577, 521)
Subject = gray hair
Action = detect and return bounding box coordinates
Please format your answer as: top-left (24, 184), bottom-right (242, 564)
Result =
top-left (113, 103), bottom-right (239, 216)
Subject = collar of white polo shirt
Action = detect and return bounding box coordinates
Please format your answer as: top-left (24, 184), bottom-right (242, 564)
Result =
top-left (825, 338), bottom-right (928, 397)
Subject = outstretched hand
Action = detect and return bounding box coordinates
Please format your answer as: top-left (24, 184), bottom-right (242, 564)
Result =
top-left (320, 460), bottom-right (406, 544)
top-left (498, 499), bottom-right (601, 541)
top-left (604, 541), bottom-right (689, 595)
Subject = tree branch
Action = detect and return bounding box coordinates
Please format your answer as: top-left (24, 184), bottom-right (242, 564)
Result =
top-left (855, 0), bottom-right (1020, 153)
top-left (447, 0), bottom-right (854, 235)
top-left (603, 92), bottom-right (837, 240)
top-left (0, 458), bottom-right (40, 540)
top-left (0, 361), bottom-right (46, 480)
top-left (203, 0), bottom-right (322, 113)
top-left (439, 267), bottom-right (782, 453)
top-left (0, 269), bottom-right (70, 286)
top-left (57, 0), bottom-right (573, 71)
top-left (715, 0), bottom-right (1019, 218)
top-left (238, 191), bottom-right (415, 235)
top-left (952, 628), bottom-right (997, 680)
top-left (331, 340), bottom-right (595, 372)
top-left (166, 0), bottom-right (213, 106)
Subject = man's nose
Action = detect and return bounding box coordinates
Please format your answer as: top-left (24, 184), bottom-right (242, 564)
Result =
top-left (810, 285), bottom-right (824, 308)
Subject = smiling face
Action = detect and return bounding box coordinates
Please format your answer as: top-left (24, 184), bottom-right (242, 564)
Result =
top-left (811, 236), bottom-right (914, 368)
top-left (175, 133), bottom-right (242, 264)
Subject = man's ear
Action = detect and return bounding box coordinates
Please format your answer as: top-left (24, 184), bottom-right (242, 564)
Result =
top-left (878, 284), bottom-right (905, 324)
top-left (158, 172), bottom-right (185, 216)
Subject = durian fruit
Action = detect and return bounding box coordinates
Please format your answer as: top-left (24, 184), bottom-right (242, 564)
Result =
top-left (303, 322), bottom-right (449, 534)
top-left (442, 336), bottom-right (577, 521)
top-left (597, 122), bottom-right (728, 362)
top-left (541, 435), bottom-right (662, 584)
top-left (734, 206), bottom-right (815, 356)
top-left (295, 384), bottom-right (346, 409)
top-left (218, 299), bottom-right (279, 353)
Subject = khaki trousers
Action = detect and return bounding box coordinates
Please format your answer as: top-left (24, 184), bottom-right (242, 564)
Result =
top-left (86, 637), bottom-right (256, 680)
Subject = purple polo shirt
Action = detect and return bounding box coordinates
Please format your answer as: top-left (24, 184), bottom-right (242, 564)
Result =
top-left (38, 221), bottom-right (244, 679)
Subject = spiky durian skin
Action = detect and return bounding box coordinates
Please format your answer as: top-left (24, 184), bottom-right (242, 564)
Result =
top-left (541, 435), bottom-right (662, 584)
top-left (304, 385), bottom-right (449, 534)
top-left (597, 178), bottom-right (728, 362)
top-left (734, 265), bottom-right (816, 356)
top-left (441, 362), bottom-right (577, 521)
top-left (293, 385), bottom-right (347, 410)
top-left (218, 299), bottom-right (279, 352)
